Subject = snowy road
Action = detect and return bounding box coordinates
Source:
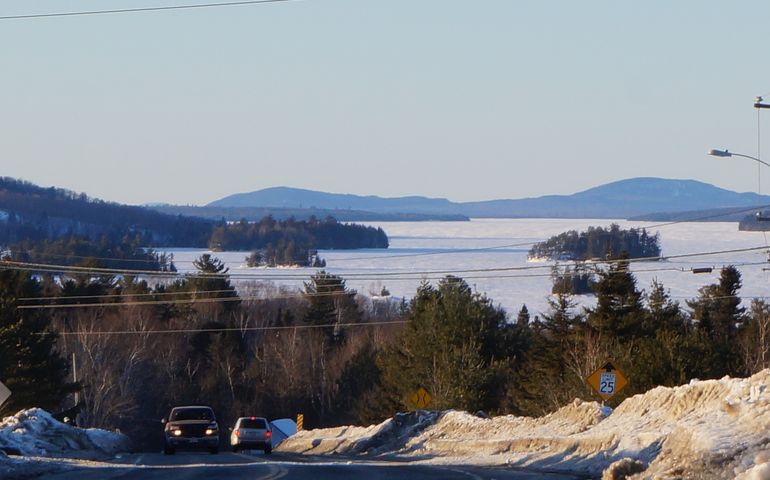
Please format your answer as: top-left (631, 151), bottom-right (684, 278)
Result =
top-left (38, 452), bottom-right (587, 480)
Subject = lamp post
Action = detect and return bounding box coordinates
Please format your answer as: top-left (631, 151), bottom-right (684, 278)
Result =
top-left (707, 148), bottom-right (770, 168)
top-left (754, 96), bottom-right (770, 109)
top-left (707, 148), bottom-right (770, 221)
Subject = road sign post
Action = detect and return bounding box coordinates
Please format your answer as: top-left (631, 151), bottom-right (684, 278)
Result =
top-left (586, 361), bottom-right (628, 402)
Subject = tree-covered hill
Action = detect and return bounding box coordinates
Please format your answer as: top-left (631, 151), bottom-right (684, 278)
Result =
top-left (0, 177), bottom-right (212, 247)
top-left (0, 178), bottom-right (390, 261)
top-left (528, 224), bottom-right (661, 261)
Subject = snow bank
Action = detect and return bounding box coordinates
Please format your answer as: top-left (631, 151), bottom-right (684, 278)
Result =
top-left (278, 370), bottom-right (770, 478)
top-left (0, 408), bottom-right (130, 457)
top-left (0, 408), bottom-right (131, 479)
top-left (278, 410), bottom-right (441, 455)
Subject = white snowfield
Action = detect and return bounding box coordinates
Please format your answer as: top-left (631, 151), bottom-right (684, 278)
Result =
top-left (278, 369), bottom-right (770, 479)
top-left (0, 408), bottom-right (130, 478)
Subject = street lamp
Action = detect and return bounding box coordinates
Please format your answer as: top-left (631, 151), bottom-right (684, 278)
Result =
top-left (707, 148), bottom-right (770, 221)
top-left (754, 96), bottom-right (770, 109)
top-left (707, 148), bottom-right (770, 168)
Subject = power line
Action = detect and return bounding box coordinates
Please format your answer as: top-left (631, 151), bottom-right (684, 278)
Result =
top-left (3, 245), bottom-right (769, 282)
top-left (35, 320), bottom-right (408, 336)
top-left (0, 0), bottom-right (298, 21)
top-left (3, 204), bottom-right (766, 268)
top-left (638, 203), bottom-right (770, 229)
top-left (16, 259), bottom-right (770, 310)
top-left (329, 241), bottom-right (536, 262)
top-left (5, 251), bottom-right (178, 266)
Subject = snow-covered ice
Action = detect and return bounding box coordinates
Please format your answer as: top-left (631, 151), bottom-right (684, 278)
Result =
top-left (164, 218), bottom-right (770, 319)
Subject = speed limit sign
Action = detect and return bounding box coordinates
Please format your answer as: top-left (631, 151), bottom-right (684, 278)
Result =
top-left (587, 362), bottom-right (628, 401)
top-left (599, 372), bottom-right (616, 395)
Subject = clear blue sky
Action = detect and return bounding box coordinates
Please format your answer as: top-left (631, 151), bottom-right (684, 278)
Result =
top-left (2, 0), bottom-right (770, 206)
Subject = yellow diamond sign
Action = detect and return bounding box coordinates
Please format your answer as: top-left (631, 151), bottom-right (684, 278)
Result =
top-left (409, 387), bottom-right (432, 409)
top-left (586, 361), bottom-right (628, 401)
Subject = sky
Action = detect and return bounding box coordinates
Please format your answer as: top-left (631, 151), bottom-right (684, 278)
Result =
top-left (3, 0), bottom-right (770, 206)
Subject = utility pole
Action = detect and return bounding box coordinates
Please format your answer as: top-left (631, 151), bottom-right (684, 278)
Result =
top-left (72, 352), bottom-right (78, 405)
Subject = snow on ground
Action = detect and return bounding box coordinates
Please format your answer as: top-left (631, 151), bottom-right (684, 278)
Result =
top-left (278, 369), bottom-right (770, 479)
top-left (0, 408), bottom-right (131, 479)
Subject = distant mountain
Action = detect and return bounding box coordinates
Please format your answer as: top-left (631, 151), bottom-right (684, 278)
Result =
top-left (208, 186), bottom-right (459, 214)
top-left (209, 178), bottom-right (770, 219)
top-left (153, 204), bottom-right (468, 222)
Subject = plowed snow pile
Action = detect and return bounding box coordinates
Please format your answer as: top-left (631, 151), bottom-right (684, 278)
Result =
top-left (279, 370), bottom-right (770, 479)
top-left (0, 408), bottom-right (130, 479)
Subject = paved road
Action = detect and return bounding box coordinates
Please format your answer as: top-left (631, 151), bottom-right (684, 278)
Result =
top-left (41, 452), bottom-right (590, 480)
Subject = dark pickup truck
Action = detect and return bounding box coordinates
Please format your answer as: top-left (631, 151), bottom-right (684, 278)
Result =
top-left (162, 405), bottom-right (220, 454)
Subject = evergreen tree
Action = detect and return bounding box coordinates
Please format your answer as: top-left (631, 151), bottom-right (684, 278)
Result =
top-left (0, 267), bottom-right (75, 415)
top-left (303, 271), bottom-right (360, 345)
top-left (378, 276), bottom-right (512, 412)
top-left (188, 254), bottom-right (240, 314)
top-left (514, 293), bottom-right (588, 414)
top-left (334, 341), bottom-right (385, 425)
top-left (686, 266), bottom-right (746, 378)
top-left (588, 254), bottom-right (646, 338)
top-left (517, 305), bottom-right (530, 327)
top-left (630, 280), bottom-right (692, 389)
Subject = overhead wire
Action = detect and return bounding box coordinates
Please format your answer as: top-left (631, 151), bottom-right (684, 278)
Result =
top-left (4, 245), bottom-right (770, 283)
top-left (34, 320), bottom-right (408, 336)
top-left (15, 260), bottom-right (770, 310)
top-left (5, 201), bottom-right (769, 269)
top-left (328, 240), bottom-right (536, 262)
top-left (0, 0), bottom-right (298, 21)
top-left (637, 203), bottom-right (770, 229)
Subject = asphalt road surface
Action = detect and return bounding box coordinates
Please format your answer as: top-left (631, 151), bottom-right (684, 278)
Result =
top-left (40, 451), bottom-right (590, 480)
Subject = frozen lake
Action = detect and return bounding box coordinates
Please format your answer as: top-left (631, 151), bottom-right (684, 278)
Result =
top-left (165, 218), bottom-right (770, 319)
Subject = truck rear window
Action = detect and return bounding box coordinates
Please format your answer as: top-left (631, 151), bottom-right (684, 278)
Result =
top-left (170, 408), bottom-right (214, 421)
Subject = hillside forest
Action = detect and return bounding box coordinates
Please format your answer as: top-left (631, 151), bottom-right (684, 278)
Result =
top-left (1, 245), bottom-right (766, 451)
top-left (0, 177), bottom-right (388, 270)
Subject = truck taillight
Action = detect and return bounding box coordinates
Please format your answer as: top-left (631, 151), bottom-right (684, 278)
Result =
top-left (266, 431), bottom-right (271, 438)
top-left (235, 429), bottom-right (241, 437)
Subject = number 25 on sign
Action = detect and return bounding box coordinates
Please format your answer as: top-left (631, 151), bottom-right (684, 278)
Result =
top-left (599, 372), bottom-right (616, 395)
top-left (586, 362), bottom-right (628, 401)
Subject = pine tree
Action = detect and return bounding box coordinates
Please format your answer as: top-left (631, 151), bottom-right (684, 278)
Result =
top-left (687, 266), bottom-right (746, 378)
top-left (0, 268), bottom-right (75, 415)
top-left (588, 254), bottom-right (646, 338)
top-left (377, 276), bottom-right (511, 412)
top-left (515, 293), bottom-right (589, 414)
top-left (629, 279), bottom-right (693, 389)
top-left (188, 253), bottom-right (240, 314)
top-left (303, 271), bottom-right (360, 345)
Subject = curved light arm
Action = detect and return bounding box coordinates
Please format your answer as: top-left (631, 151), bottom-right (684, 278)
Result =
top-left (708, 148), bottom-right (770, 168)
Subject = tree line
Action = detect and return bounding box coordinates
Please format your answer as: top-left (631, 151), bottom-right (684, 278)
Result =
top-left (209, 216), bottom-right (388, 251)
top-left (7, 235), bottom-right (176, 271)
top-left (1, 250), bottom-right (766, 452)
top-left (528, 224), bottom-right (661, 261)
top-left (0, 177), bottom-right (389, 257)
